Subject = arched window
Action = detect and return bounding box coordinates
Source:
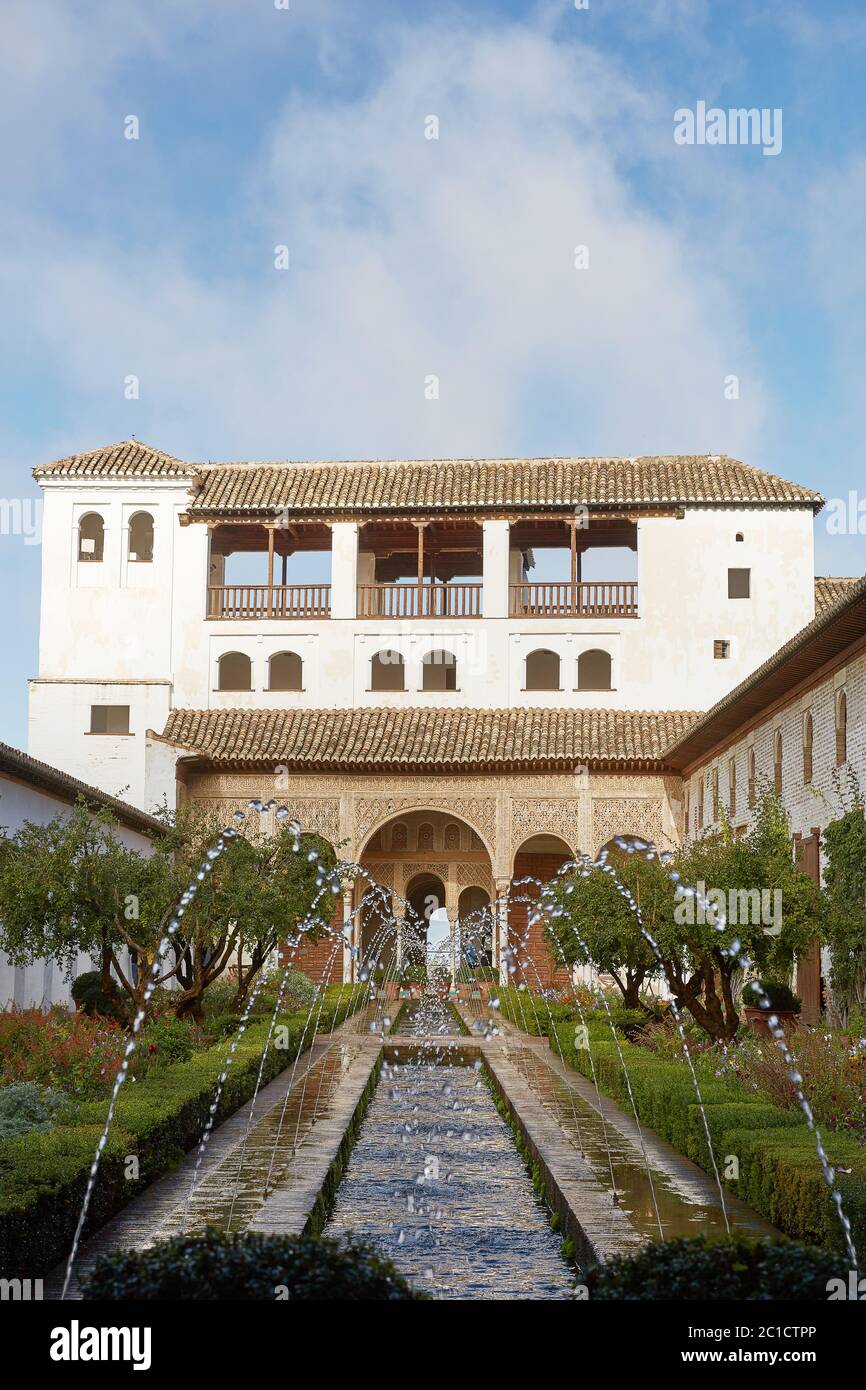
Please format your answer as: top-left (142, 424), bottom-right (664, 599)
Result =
top-left (391, 822), bottom-right (408, 850)
top-left (417, 822), bottom-right (435, 851)
top-left (78, 512), bottom-right (104, 563)
top-left (577, 649), bottom-right (612, 691)
top-left (747, 748), bottom-right (756, 808)
top-left (774, 730), bottom-right (783, 797)
top-left (697, 777), bottom-right (705, 830)
top-left (525, 649), bottom-right (560, 692)
top-left (711, 767), bottom-right (719, 821)
top-left (729, 757), bottom-right (737, 818)
top-left (128, 511), bottom-right (154, 563)
top-left (444, 823), bottom-right (460, 851)
top-left (371, 650), bottom-right (405, 692)
top-left (268, 651), bottom-right (303, 692)
top-left (217, 652), bottom-right (252, 691)
top-left (421, 649), bottom-right (457, 692)
top-left (683, 786), bottom-right (690, 836)
top-left (803, 711), bottom-right (814, 784)
top-left (836, 691), bottom-right (848, 765)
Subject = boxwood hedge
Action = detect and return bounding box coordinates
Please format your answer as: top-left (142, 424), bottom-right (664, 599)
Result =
top-left (550, 1018), bottom-right (866, 1255)
top-left (0, 985), bottom-right (366, 1277)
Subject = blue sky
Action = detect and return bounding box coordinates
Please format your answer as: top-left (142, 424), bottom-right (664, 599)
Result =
top-left (1, 0), bottom-right (865, 746)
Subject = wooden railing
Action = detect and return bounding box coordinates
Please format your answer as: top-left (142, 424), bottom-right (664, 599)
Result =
top-left (207, 584), bottom-right (331, 619)
top-left (510, 581), bottom-right (638, 618)
top-left (357, 583), bottom-right (483, 619)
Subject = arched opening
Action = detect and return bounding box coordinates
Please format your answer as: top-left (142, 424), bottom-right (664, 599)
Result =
top-left (836, 691), bottom-right (848, 765)
top-left (371, 649), bottom-right (405, 692)
top-left (511, 833), bottom-right (574, 991)
top-left (357, 809), bottom-right (495, 987)
top-left (458, 886), bottom-right (492, 968)
top-left (803, 711), bottom-right (814, 784)
top-left (78, 512), bottom-right (104, 563)
top-left (421, 649), bottom-right (456, 691)
top-left (525, 648), bottom-right (560, 692)
top-left (217, 652), bottom-right (252, 691)
top-left (577, 648), bottom-right (612, 691)
top-left (128, 511), bottom-right (154, 563)
top-left (268, 651), bottom-right (303, 692)
top-left (405, 872), bottom-right (448, 977)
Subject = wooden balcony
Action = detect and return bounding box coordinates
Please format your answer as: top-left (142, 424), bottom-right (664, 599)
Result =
top-left (357, 582), bottom-right (483, 619)
top-left (510, 581), bottom-right (638, 618)
top-left (207, 584), bottom-right (331, 620)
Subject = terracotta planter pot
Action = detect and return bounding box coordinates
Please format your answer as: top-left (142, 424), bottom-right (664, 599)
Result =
top-left (743, 1005), bottom-right (800, 1038)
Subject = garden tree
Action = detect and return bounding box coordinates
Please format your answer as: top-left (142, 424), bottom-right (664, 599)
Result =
top-left (0, 799), bottom-right (336, 1022)
top-left (546, 851), bottom-right (670, 1010)
top-left (821, 799), bottom-right (866, 1026)
top-left (655, 788), bottom-right (823, 1041)
top-left (155, 806), bottom-right (338, 1018)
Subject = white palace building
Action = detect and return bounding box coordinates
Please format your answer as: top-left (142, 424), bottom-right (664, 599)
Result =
top-left (20, 439), bottom-right (866, 1004)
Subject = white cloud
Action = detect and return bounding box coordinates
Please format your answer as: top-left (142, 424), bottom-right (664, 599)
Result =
top-left (0, 14), bottom-right (767, 468)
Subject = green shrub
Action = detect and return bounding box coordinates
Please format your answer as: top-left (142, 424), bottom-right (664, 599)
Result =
top-left (0, 984), bottom-right (367, 1276)
top-left (140, 1014), bottom-right (195, 1066)
top-left (70, 971), bottom-right (130, 1025)
top-left (743, 979), bottom-right (801, 1013)
top-left (80, 1228), bottom-right (423, 1300)
top-left (588, 1235), bottom-right (848, 1300)
top-left (0, 1083), bottom-right (76, 1140)
top-left (548, 1019), bottom-right (866, 1254)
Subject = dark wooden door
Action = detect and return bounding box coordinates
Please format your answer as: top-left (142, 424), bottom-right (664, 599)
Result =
top-left (794, 830), bottom-right (822, 1023)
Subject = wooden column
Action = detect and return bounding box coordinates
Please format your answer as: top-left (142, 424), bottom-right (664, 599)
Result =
top-left (414, 521), bottom-right (427, 616)
top-left (266, 526), bottom-right (275, 618)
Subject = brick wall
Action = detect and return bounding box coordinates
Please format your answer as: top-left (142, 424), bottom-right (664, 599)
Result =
top-left (510, 851), bottom-right (572, 992)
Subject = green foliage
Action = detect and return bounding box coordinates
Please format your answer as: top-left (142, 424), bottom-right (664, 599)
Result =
top-left (0, 799), bottom-right (337, 1020)
top-left (742, 979), bottom-right (801, 1013)
top-left (823, 804), bottom-right (866, 1023)
top-left (0, 985), bottom-right (366, 1275)
top-left (588, 1235), bottom-right (848, 1300)
top-left (70, 970), bottom-right (130, 1025)
top-left (547, 854), bottom-right (668, 1009)
top-left (80, 1228), bottom-right (423, 1300)
top-left (550, 1018), bottom-right (866, 1253)
top-left (0, 1083), bottom-right (76, 1140)
top-left (138, 1014), bottom-right (195, 1066)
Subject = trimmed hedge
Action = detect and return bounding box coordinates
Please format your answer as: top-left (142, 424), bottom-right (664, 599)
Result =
top-left (550, 1018), bottom-right (866, 1255)
top-left (80, 1228), bottom-right (423, 1300)
top-left (588, 1234), bottom-right (848, 1301)
top-left (0, 985), bottom-right (366, 1276)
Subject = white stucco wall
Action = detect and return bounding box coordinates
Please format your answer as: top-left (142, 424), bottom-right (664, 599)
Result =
top-left (28, 476), bottom-right (819, 810)
top-left (683, 649), bottom-right (864, 852)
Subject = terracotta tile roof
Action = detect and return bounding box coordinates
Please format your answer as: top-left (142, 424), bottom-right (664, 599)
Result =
top-left (665, 573), bottom-right (866, 770)
top-left (0, 741), bottom-right (165, 836)
top-left (33, 439), bottom-right (194, 479)
top-left (814, 575), bottom-right (861, 615)
top-left (33, 441), bottom-right (823, 513)
top-left (186, 455), bottom-right (822, 515)
top-left (157, 706), bottom-right (701, 771)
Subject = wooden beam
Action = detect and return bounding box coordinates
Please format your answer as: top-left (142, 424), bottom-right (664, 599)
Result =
top-left (266, 526), bottom-right (275, 617)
